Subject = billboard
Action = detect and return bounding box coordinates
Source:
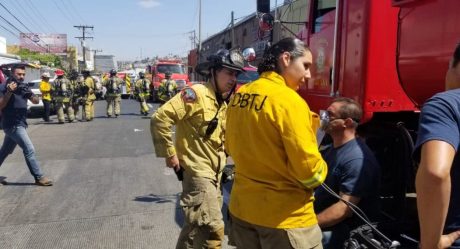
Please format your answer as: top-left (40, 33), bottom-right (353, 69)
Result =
top-left (19, 33), bottom-right (67, 53)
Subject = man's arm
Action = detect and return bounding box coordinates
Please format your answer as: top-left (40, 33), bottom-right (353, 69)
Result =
top-left (317, 193), bottom-right (360, 228)
top-left (417, 140), bottom-right (460, 249)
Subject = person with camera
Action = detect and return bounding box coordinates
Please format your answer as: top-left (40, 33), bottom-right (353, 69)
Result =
top-left (314, 97), bottom-right (380, 249)
top-left (225, 38), bottom-right (327, 249)
top-left (102, 69), bottom-right (123, 118)
top-left (134, 71), bottom-right (151, 116)
top-left (0, 64), bottom-right (53, 186)
top-left (150, 49), bottom-right (245, 249)
top-left (53, 69), bottom-right (75, 124)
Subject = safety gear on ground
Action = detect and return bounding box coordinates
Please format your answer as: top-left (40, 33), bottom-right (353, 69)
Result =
top-left (195, 48), bottom-right (245, 76)
top-left (55, 69), bottom-right (65, 76)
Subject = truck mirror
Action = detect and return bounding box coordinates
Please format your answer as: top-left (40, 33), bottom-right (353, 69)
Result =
top-left (243, 48), bottom-right (256, 62)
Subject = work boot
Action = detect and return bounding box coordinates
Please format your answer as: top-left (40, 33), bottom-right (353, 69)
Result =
top-left (35, 176), bottom-right (53, 186)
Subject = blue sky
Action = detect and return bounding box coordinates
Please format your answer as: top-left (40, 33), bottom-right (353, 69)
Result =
top-left (0, 0), bottom-right (277, 61)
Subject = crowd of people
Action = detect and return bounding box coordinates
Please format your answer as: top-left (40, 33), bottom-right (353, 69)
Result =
top-left (151, 38), bottom-right (460, 249)
top-left (0, 37), bottom-right (459, 248)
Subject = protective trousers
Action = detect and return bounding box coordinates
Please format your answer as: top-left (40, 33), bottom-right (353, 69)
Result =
top-left (106, 95), bottom-right (121, 117)
top-left (85, 99), bottom-right (95, 121)
top-left (176, 172), bottom-right (225, 249)
top-left (138, 93), bottom-right (149, 115)
top-left (56, 101), bottom-right (75, 123)
top-left (72, 99), bottom-right (81, 121)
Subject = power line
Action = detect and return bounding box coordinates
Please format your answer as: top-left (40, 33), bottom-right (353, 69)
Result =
top-left (25, 0), bottom-right (57, 33)
top-left (51, 0), bottom-right (73, 26)
top-left (23, 0), bottom-right (57, 33)
top-left (0, 23), bottom-right (19, 38)
top-left (0, 2), bottom-right (34, 34)
top-left (9, 1), bottom-right (46, 33)
top-left (59, 0), bottom-right (83, 25)
top-left (66, 0), bottom-right (86, 24)
top-left (0, 13), bottom-right (47, 50)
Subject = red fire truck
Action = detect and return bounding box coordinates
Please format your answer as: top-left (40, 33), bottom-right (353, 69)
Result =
top-left (147, 59), bottom-right (190, 102)
top-left (287, 0), bottom-right (459, 246)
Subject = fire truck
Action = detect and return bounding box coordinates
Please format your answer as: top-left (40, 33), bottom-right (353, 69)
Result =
top-left (147, 59), bottom-right (190, 102)
top-left (285, 0), bottom-right (459, 246)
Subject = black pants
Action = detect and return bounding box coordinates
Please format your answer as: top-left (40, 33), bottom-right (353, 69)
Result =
top-left (43, 100), bottom-right (50, 122)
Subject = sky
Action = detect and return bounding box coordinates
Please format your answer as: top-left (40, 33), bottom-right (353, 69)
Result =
top-left (0, 0), bottom-right (277, 61)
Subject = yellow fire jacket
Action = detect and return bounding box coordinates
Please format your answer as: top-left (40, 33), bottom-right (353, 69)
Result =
top-left (39, 80), bottom-right (52, 101)
top-left (151, 82), bottom-right (226, 180)
top-left (225, 71), bottom-right (328, 229)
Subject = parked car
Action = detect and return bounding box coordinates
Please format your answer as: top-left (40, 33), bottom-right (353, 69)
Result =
top-left (27, 79), bottom-right (54, 115)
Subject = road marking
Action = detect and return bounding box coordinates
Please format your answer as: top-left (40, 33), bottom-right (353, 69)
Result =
top-left (148, 104), bottom-right (153, 108)
top-left (134, 129), bottom-right (144, 132)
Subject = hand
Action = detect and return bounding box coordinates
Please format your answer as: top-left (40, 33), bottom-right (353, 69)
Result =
top-left (7, 82), bottom-right (17, 92)
top-left (165, 155), bottom-right (180, 171)
top-left (438, 231), bottom-right (460, 248)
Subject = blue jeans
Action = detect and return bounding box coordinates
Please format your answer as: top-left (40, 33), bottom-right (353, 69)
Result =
top-left (0, 126), bottom-right (43, 180)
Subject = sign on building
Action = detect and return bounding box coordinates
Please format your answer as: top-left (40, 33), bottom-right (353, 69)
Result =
top-left (19, 33), bottom-right (67, 53)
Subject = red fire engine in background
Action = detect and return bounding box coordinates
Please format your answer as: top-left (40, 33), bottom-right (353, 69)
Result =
top-left (284, 0), bottom-right (460, 245)
top-left (146, 59), bottom-right (190, 102)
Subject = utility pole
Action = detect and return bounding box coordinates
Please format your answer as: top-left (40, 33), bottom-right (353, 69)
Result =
top-left (231, 11), bottom-right (235, 48)
top-left (198, 0), bottom-right (201, 54)
top-left (90, 49), bottom-right (102, 72)
top-left (74, 25), bottom-right (94, 70)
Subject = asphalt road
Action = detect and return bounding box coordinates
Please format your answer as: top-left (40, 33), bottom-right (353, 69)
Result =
top-left (0, 99), bottom-right (233, 249)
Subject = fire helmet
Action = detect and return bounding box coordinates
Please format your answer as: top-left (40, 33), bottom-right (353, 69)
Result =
top-left (55, 69), bottom-right (65, 76)
top-left (195, 48), bottom-right (245, 76)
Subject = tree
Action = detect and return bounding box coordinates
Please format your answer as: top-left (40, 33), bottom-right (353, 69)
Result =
top-left (14, 48), bottom-right (62, 68)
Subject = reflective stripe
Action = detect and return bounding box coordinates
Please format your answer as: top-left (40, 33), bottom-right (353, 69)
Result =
top-left (300, 162), bottom-right (327, 189)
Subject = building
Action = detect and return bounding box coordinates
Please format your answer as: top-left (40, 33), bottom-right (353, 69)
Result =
top-left (190, 0), bottom-right (309, 77)
top-left (94, 55), bottom-right (116, 74)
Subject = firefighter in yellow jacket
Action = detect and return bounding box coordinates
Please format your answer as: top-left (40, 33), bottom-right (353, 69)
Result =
top-left (225, 38), bottom-right (327, 248)
top-left (39, 72), bottom-right (52, 122)
top-left (102, 69), bottom-right (123, 117)
top-left (134, 71), bottom-right (151, 115)
top-left (53, 69), bottom-right (75, 123)
top-left (157, 71), bottom-right (177, 103)
top-left (82, 70), bottom-right (96, 121)
top-left (151, 49), bottom-right (245, 249)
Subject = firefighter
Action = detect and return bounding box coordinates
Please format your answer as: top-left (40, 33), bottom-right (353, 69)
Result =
top-left (157, 71), bottom-right (177, 104)
top-left (225, 38), bottom-right (327, 248)
top-left (68, 70), bottom-right (83, 121)
top-left (53, 69), bottom-right (74, 123)
top-left (134, 71), bottom-right (150, 116)
top-left (150, 48), bottom-right (245, 249)
top-left (39, 72), bottom-right (52, 122)
top-left (82, 70), bottom-right (96, 121)
top-left (102, 69), bottom-right (123, 118)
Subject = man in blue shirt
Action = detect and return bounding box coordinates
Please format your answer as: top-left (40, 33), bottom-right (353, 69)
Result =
top-left (414, 44), bottom-right (460, 249)
top-left (315, 97), bottom-right (380, 249)
top-left (0, 64), bottom-right (53, 186)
